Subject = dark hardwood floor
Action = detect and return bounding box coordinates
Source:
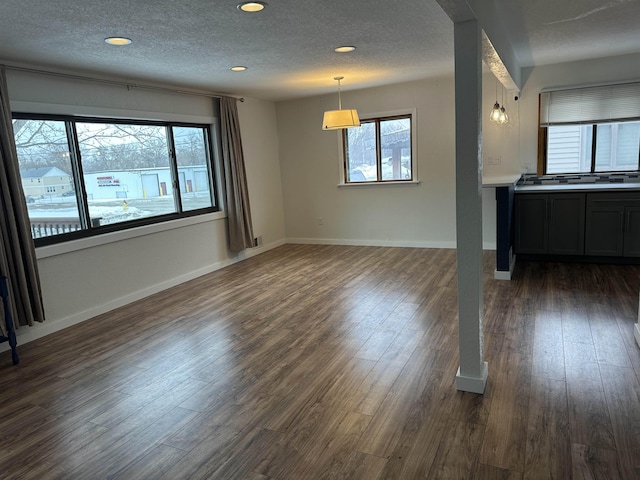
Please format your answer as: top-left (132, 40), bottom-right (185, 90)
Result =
top-left (0, 244), bottom-right (639, 479)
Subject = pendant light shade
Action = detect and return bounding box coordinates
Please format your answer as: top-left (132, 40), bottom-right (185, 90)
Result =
top-left (490, 102), bottom-right (502, 122)
top-left (322, 76), bottom-right (361, 130)
top-left (497, 85), bottom-right (509, 124)
top-left (322, 109), bottom-right (361, 130)
top-left (498, 106), bottom-right (509, 124)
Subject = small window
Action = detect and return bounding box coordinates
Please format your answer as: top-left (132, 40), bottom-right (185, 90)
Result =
top-left (76, 122), bottom-right (176, 227)
top-left (546, 125), bottom-right (593, 174)
top-left (173, 126), bottom-right (214, 212)
top-left (595, 122), bottom-right (640, 172)
top-left (342, 112), bottom-right (415, 183)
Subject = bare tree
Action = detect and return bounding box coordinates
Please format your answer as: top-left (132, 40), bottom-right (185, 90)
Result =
top-left (13, 119), bottom-right (209, 185)
top-left (13, 119), bottom-right (70, 172)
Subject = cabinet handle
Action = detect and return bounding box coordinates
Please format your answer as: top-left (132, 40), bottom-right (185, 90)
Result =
top-left (625, 212), bottom-right (630, 233)
top-left (546, 199), bottom-right (550, 222)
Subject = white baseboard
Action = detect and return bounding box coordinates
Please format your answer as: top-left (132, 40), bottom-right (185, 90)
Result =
top-left (0, 238), bottom-right (286, 353)
top-left (287, 237), bottom-right (458, 249)
top-left (494, 253), bottom-right (517, 281)
top-left (287, 237), bottom-right (498, 251)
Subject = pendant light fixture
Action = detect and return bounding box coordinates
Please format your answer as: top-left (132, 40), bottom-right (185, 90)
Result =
top-left (322, 76), bottom-right (361, 130)
top-left (497, 84), bottom-right (509, 125)
top-left (490, 77), bottom-right (509, 125)
top-left (490, 101), bottom-right (502, 122)
top-left (490, 77), bottom-right (502, 123)
top-left (498, 105), bottom-right (508, 124)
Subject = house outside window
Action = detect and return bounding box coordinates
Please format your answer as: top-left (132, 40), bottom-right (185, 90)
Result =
top-left (545, 122), bottom-right (640, 174)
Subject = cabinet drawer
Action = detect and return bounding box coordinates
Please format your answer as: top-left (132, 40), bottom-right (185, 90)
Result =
top-left (587, 191), bottom-right (640, 207)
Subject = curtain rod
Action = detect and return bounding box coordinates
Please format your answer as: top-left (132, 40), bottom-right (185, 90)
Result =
top-left (2, 64), bottom-right (244, 102)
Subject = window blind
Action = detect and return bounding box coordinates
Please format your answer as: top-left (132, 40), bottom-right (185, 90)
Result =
top-left (540, 82), bottom-right (640, 126)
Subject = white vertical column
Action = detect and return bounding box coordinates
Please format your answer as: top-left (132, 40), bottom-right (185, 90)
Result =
top-left (454, 18), bottom-right (488, 394)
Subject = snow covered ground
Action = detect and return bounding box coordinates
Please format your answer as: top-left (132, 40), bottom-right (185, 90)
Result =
top-left (27, 198), bottom-right (157, 225)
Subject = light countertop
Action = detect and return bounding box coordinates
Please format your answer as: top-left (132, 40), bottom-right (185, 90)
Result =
top-left (482, 174), bottom-right (522, 188)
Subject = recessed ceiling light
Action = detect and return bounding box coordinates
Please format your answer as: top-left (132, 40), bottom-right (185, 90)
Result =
top-left (230, 66), bottom-right (248, 72)
top-left (335, 46), bottom-right (356, 53)
top-left (237, 2), bottom-right (267, 12)
top-left (104, 37), bottom-right (132, 46)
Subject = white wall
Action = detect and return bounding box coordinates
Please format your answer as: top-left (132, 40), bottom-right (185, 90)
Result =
top-left (276, 53), bottom-right (640, 252)
top-left (481, 71), bottom-right (522, 250)
top-left (4, 69), bottom-right (286, 347)
top-left (276, 74), bottom-right (519, 250)
top-left (482, 73), bottom-right (521, 178)
top-left (238, 98), bottom-right (286, 247)
top-left (277, 77), bottom-right (457, 248)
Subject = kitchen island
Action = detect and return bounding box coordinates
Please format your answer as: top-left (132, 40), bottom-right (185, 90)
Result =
top-left (482, 174), bottom-right (521, 280)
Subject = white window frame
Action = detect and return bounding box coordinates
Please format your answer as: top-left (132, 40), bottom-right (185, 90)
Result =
top-left (337, 108), bottom-right (419, 187)
top-left (539, 83), bottom-right (640, 174)
top-left (544, 121), bottom-right (640, 174)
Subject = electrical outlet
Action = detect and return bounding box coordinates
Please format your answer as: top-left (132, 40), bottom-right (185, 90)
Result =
top-left (486, 156), bottom-right (501, 165)
top-left (253, 235), bottom-right (262, 247)
top-left (317, 217), bottom-right (324, 226)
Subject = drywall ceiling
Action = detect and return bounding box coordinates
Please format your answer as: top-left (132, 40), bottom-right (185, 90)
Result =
top-left (495, 0), bottom-right (640, 68)
top-left (0, 0), bottom-right (639, 101)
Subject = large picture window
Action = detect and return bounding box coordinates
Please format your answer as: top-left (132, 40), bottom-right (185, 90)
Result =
top-left (12, 114), bottom-right (218, 246)
top-left (342, 112), bottom-right (415, 183)
top-left (539, 83), bottom-right (640, 174)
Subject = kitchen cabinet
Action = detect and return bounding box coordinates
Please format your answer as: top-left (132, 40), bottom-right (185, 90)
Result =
top-left (625, 206), bottom-right (640, 257)
top-left (585, 206), bottom-right (624, 256)
top-left (515, 193), bottom-right (585, 255)
top-left (514, 194), bottom-right (547, 254)
top-left (586, 192), bottom-right (640, 257)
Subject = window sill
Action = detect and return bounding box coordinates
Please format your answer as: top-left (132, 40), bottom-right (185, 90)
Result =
top-left (36, 210), bottom-right (227, 259)
top-left (337, 180), bottom-right (421, 188)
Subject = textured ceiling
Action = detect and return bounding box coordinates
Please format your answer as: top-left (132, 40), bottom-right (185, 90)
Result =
top-left (0, 0), bottom-right (639, 101)
top-left (495, 0), bottom-right (640, 67)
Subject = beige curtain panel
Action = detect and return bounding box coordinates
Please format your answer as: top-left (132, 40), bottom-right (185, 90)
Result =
top-left (220, 96), bottom-right (254, 252)
top-left (0, 66), bottom-right (45, 333)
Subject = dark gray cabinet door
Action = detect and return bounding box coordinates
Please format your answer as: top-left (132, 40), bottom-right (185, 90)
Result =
top-left (585, 206), bottom-right (625, 256)
top-left (624, 206), bottom-right (640, 257)
top-left (514, 194), bottom-right (548, 254)
top-left (548, 194), bottom-right (585, 255)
